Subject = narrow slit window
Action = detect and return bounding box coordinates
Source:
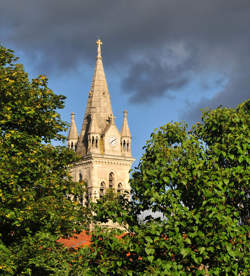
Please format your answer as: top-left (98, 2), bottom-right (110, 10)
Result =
top-left (79, 173), bottom-right (83, 182)
top-left (96, 137), bottom-right (98, 148)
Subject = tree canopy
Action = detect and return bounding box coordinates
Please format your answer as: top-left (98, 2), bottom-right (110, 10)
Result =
top-left (0, 46), bottom-right (89, 275)
top-left (0, 45), bottom-right (249, 275)
top-left (78, 99), bottom-right (249, 275)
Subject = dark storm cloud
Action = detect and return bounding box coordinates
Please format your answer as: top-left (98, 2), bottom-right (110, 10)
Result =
top-left (0, 0), bottom-right (250, 119)
top-left (122, 52), bottom-right (194, 103)
top-left (183, 69), bottom-right (250, 123)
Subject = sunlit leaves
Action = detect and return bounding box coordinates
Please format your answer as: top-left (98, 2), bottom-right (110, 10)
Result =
top-left (80, 100), bottom-right (249, 275)
top-left (0, 46), bottom-right (90, 275)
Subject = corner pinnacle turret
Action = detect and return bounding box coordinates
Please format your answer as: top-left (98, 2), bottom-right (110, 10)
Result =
top-left (121, 110), bottom-right (132, 156)
top-left (88, 108), bottom-right (100, 134)
top-left (68, 112), bottom-right (78, 151)
top-left (121, 110), bottom-right (131, 138)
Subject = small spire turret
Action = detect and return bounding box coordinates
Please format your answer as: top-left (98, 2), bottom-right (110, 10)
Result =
top-left (121, 110), bottom-right (131, 137)
top-left (121, 110), bottom-right (132, 156)
top-left (88, 110), bottom-right (100, 134)
top-left (88, 110), bottom-right (100, 154)
top-left (68, 112), bottom-right (78, 151)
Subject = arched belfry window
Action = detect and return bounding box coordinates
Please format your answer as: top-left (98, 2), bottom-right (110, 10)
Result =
top-left (109, 172), bottom-right (114, 189)
top-left (100, 181), bottom-right (105, 198)
top-left (117, 183), bottom-right (122, 193)
top-left (79, 173), bottom-right (83, 182)
top-left (96, 136), bottom-right (98, 148)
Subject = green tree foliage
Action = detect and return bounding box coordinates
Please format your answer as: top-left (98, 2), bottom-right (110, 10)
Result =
top-left (78, 100), bottom-right (249, 275)
top-left (0, 46), bottom-right (89, 275)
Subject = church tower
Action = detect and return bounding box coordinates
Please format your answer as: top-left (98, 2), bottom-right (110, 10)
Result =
top-left (68, 40), bottom-right (134, 203)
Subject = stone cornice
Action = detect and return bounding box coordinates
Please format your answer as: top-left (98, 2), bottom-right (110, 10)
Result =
top-left (73, 153), bottom-right (135, 168)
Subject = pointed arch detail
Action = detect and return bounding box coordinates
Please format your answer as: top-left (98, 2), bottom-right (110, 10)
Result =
top-left (109, 172), bottom-right (114, 189)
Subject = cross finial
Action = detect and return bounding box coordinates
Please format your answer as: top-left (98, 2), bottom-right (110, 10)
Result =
top-left (96, 39), bottom-right (102, 58)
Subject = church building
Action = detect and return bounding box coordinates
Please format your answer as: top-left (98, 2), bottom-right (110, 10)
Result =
top-left (67, 40), bottom-right (135, 204)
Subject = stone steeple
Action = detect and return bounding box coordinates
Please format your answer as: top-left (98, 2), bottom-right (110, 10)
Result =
top-left (77, 39), bottom-right (113, 156)
top-left (67, 112), bottom-right (78, 151)
top-left (67, 40), bottom-right (135, 222)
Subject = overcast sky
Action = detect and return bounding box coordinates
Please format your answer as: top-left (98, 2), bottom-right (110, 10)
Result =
top-left (1, 0), bottom-right (249, 164)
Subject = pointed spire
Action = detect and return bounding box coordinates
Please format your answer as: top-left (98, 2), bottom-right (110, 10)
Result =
top-left (68, 112), bottom-right (78, 140)
top-left (77, 40), bottom-right (114, 156)
top-left (121, 110), bottom-right (131, 137)
top-left (88, 39), bottom-right (110, 100)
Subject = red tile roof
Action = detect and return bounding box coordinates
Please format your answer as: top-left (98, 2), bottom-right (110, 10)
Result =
top-left (58, 230), bottom-right (127, 249)
top-left (57, 230), bottom-right (91, 248)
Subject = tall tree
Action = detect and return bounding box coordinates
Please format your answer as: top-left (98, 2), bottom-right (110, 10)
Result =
top-left (76, 99), bottom-right (249, 275)
top-left (0, 46), bottom-right (89, 275)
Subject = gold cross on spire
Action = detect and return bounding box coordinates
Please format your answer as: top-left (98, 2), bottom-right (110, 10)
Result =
top-left (96, 39), bottom-right (102, 58)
